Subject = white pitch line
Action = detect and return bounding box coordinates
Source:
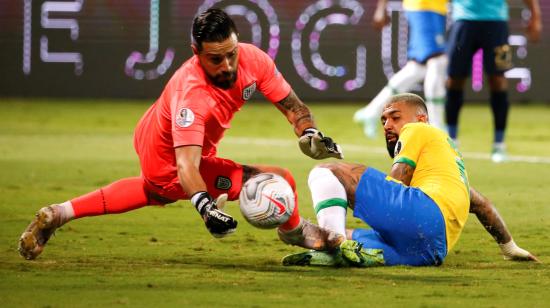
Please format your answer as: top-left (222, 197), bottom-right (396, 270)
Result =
top-left (225, 136), bottom-right (550, 164)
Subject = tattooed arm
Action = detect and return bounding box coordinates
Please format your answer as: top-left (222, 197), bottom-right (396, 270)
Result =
top-left (275, 89), bottom-right (315, 136)
top-left (389, 163), bottom-right (415, 186)
top-left (470, 187), bottom-right (539, 262)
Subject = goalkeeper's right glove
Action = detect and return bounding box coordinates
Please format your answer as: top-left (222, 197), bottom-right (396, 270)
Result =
top-left (298, 128), bottom-right (344, 160)
top-left (191, 192), bottom-right (237, 238)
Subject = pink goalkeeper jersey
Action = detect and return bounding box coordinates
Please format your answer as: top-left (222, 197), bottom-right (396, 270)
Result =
top-left (134, 43), bottom-right (291, 186)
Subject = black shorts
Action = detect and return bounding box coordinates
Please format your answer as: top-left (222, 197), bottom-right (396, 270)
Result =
top-left (447, 20), bottom-right (511, 77)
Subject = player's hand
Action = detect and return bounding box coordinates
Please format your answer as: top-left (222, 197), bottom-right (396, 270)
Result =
top-left (525, 16), bottom-right (542, 43)
top-left (500, 240), bottom-right (541, 263)
top-left (372, 4), bottom-right (390, 31)
top-left (299, 128), bottom-right (344, 160)
top-left (192, 192), bottom-right (238, 238)
top-left (503, 248), bottom-right (540, 263)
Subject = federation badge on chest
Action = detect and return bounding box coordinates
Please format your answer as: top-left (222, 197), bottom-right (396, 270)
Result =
top-left (242, 81), bottom-right (257, 101)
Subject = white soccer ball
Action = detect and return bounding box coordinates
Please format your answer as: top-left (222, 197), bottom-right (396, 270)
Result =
top-left (239, 173), bottom-right (295, 229)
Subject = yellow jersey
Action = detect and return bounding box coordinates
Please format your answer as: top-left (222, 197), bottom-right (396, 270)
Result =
top-left (403, 0), bottom-right (448, 15)
top-left (393, 122), bottom-right (469, 251)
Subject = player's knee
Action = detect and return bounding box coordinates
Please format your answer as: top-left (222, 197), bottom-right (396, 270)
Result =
top-left (307, 166), bottom-right (334, 187)
top-left (487, 75), bottom-right (508, 91)
top-left (446, 77), bottom-right (465, 90)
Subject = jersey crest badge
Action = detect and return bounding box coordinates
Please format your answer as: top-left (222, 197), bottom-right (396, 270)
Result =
top-left (242, 82), bottom-right (257, 101)
top-left (175, 108), bottom-right (195, 128)
top-left (215, 176), bottom-right (232, 190)
top-left (394, 140), bottom-right (403, 157)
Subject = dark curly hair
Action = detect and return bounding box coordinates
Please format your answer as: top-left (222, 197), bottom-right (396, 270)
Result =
top-left (192, 8), bottom-right (239, 52)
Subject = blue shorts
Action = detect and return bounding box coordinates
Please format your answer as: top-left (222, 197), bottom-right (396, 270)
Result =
top-left (406, 11), bottom-right (446, 63)
top-left (447, 20), bottom-right (511, 77)
top-left (352, 168), bottom-right (447, 266)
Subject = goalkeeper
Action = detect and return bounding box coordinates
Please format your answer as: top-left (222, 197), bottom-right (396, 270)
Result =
top-left (18, 8), bottom-right (343, 260)
top-left (283, 93), bottom-right (538, 267)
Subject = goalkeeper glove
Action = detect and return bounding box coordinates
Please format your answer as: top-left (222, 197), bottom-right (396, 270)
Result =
top-left (192, 192), bottom-right (237, 238)
top-left (299, 128), bottom-right (344, 160)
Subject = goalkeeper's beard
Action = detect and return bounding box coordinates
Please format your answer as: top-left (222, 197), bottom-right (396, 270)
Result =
top-left (210, 70), bottom-right (237, 90)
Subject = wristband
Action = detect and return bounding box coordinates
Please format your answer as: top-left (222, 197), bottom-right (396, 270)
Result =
top-left (191, 191), bottom-right (211, 215)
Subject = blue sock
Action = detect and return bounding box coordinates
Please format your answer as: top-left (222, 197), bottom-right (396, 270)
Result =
top-left (490, 91), bottom-right (509, 143)
top-left (447, 125), bottom-right (458, 140)
top-left (445, 89), bottom-right (463, 139)
top-left (494, 130), bottom-right (505, 143)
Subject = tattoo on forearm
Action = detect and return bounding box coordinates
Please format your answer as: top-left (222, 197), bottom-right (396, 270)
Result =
top-left (469, 187), bottom-right (511, 244)
top-left (277, 90), bottom-right (313, 133)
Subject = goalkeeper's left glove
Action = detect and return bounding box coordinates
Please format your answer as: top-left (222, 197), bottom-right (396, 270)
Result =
top-left (192, 192), bottom-right (237, 238)
top-left (298, 128), bottom-right (344, 160)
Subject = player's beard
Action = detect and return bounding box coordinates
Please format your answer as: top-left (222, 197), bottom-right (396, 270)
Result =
top-left (211, 70), bottom-right (237, 90)
top-left (386, 139), bottom-right (397, 158)
top-left (385, 132), bottom-right (398, 158)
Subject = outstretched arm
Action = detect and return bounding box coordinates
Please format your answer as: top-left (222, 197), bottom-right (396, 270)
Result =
top-left (522, 0), bottom-right (542, 42)
top-left (175, 146), bottom-right (237, 238)
top-left (276, 89), bottom-right (344, 159)
top-left (469, 187), bottom-right (539, 262)
top-left (275, 89), bottom-right (315, 137)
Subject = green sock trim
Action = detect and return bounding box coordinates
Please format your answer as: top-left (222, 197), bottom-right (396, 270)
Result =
top-left (425, 97), bottom-right (445, 105)
top-left (314, 198), bottom-right (348, 214)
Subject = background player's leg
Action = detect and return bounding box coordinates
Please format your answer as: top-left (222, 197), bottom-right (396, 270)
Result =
top-left (445, 21), bottom-right (477, 142)
top-left (354, 61), bottom-right (427, 138)
top-left (424, 54), bottom-right (448, 130)
top-left (446, 77), bottom-right (466, 141)
top-left (479, 20), bottom-right (511, 162)
top-left (488, 75), bottom-right (509, 163)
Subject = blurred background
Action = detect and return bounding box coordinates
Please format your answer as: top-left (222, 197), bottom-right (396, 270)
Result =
top-left (1, 0), bottom-right (549, 102)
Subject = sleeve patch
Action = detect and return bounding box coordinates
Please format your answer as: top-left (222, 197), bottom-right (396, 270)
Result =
top-left (175, 108), bottom-right (195, 128)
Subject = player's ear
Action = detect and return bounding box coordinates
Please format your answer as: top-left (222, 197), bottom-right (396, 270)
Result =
top-left (191, 44), bottom-right (199, 56)
top-left (417, 113), bottom-right (428, 123)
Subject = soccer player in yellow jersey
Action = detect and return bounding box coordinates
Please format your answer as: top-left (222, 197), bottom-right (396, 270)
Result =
top-left (283, 93), bottom-right (538, 267)
top-left (354, 0), bottom-right (449, 137)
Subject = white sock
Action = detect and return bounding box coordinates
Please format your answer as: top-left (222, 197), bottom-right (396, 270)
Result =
top-left (424, 55), bottom-right (448, 130)
top-left (58, 201), bottom-right (75, 223)
top-left (493, 142), bottom-right (506, 151)
top-left (364, 61), bottom-right (427, 117)
top-left (426, 102), bottom-right (445, 130)
top-left (308, 167), bottom-right (348, 238)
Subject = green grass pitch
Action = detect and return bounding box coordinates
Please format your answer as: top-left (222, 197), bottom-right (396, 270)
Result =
top-left (1, 99), bottom-right (549, 307)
